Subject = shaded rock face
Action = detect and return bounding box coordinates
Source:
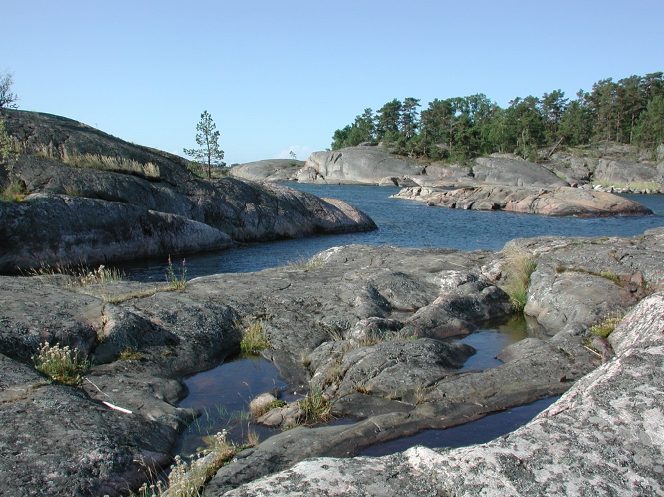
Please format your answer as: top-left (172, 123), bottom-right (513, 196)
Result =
top-left (393, 184), bottom-right (653, 217)
top-left (302, 147), bottom-right (425, 184)
top-left (1, 232), bottom-right (662, 496)
top-left (473, 156), bottom-right (568, 187)
top-left (229, 159), bottom-right (304, 182)
top-left (0, 111), bottom-right (376, 272)
top-left (224, 292), bottom-right (664, 497)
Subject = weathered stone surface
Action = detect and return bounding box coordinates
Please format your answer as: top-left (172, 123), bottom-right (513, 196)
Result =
top-left (1, 231), bottom-right (662, 496)
top-left (592, 158), bottom-right (663, 192)
top-left (0, 193), bottom-right (233, 272)
top-left (229, 159), bottom-right (304, 182)
top-left (214, 293), bottom-right (664, 497)
top-left (473, 156), bottom-right (568, 187)
top-left (393, 184), bottom-right (653, 217)
top-left (302, 147), bottom-right (425, 184)
top-left (0, 110), bottom-right (376, 271)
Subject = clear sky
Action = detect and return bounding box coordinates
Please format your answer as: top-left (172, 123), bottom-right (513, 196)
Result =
top-left (2, 0), bottom-right (663, 164)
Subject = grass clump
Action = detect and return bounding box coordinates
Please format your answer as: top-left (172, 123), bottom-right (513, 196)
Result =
top-left (240, 320), bottom-right (270, 355)
top-left (298, 389), bottom-right (332, 425)
top-left (134, 430), bottom-right (236, 497)
top-left (32, 342), bottom-right (90, 385)
top-left (119, 347), bottom-right (145, 361)
top-left (286, 255), bottom-right (324, 271)
top-left (28, 263), bottom-right (124, 287)
top-left (501, 249), bottom-right (537, 313)
top-left (589, 313), bottom-right (624, 338)
top-left (166, 256), bottom-right (187, 290)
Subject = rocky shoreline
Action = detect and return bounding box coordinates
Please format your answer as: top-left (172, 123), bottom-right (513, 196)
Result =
top-left (0, 110), bottom-right (376, 273)
top-left (393, 184), bottom-right (653, 217)
top-left (0, 228), bottom-right (662, 496)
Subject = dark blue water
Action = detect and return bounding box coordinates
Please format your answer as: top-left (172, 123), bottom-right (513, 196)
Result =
top-left (175, 356), bottom-right (291, 456)
top-left (122, 185), bottom-right (664, 281)
top-left (359, 396), bottom-right (560, 457)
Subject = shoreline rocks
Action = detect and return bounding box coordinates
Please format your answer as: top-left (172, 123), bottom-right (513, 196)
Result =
top-left (0, 110), bottom-right (376, 272)
top-left (1, 230), bottom-right (662, 496)
top-left (393, 184), bottom-right (653, 217)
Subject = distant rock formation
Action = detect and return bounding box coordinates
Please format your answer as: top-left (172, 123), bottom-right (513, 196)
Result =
top-left (393, 185), bottom-right (653, 217)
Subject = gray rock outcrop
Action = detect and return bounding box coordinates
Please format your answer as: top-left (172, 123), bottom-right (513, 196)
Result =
top-left (218, 292), bottom-right (664, 497)
top-left (230, 159), bottom-right (304, 182)
top-left (394, 184), bottom-right (653, 217)
top-left (0, 110), bottom-right (376, 272)
top-left (1, 226), bottom-right (662, 496)
top-left (473, 156), bottom-right (568, 187)
top-left (301, 147), bottom-right (425, 184)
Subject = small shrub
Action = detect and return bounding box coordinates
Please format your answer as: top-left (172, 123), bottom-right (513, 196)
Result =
top-left (166, 256), bottom-right (187, 290)
top-left (240, 320), bottom-right (270, 355)
top-left (0, 178), bottom-right (27, 202)
top-left (32, 342), bottom-right (90, 385)
top-left (298, 389), bottom-right (331, 425)
top-left (589, 313), bottom-right (624, 338)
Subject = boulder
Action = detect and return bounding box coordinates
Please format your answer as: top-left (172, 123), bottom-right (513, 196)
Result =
top-left (592, 158), bottom-right (663, 191)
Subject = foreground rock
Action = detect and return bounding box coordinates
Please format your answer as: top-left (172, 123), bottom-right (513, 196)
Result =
top-left (0, 230), bottom-right (662, 496)
top-left (394, 184), bottom-right (653, 217)
top-left (222, 292), bottom-right (664, 497)
top-left (0, 110), bottom-right (375, 272)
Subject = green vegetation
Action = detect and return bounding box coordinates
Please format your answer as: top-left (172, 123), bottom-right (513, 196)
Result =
top-left (32, 342), bottom-right (90, 385)
top-left (118, 348), bottom-right (145, 361)
top-left (183, 110), bottom-right (226, 180)
top-left (589, 313), bottom-right (624, 338)
top-left (592, 179), bottom-right (662, 192)
top-left (166, 256), bottom-right (188, 290)
top-left (240, 320), bottom-right (270, 355)
top-left (250, 398), bottom-right (287, 418)
top-left (501, 249), bottom-right (537, 312)
top-left (298, 389), bottom-right (332, 425)
top-left (332, 71), bottom-right (664, 160)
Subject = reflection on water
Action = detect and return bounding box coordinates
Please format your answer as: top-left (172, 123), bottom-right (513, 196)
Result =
top-left (359, 396), bottom-right (560, 457)
top-left (175, 355), bottom-right (289, 456)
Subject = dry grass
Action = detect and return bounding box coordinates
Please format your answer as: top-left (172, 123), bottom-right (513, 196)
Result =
top-left (298, 389), bottom-right (332, 425)
top-left (501, 248), bottom-right (537, 312)
top-left (118, 348), bottom-right (145, 361)
top-left (240, 320), bottom-right (270, 355)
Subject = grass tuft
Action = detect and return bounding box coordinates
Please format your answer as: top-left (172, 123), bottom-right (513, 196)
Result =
top-left (298, 389), bottom-right (332, 425)
top-left (32, 342), bottom-right (90, 385)
top-left (501, 249), bottom-right (537, 313)
top-left (118, 348), bottom-right (145, 361)
top-left (240, 320), bottom-right (270, 355)
top-left (589, 313), bottom-right (624, 338)
top-left (166, 256), bottom-right (187, 290)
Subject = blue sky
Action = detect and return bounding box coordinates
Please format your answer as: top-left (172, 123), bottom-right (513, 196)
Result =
top-left (3, 0), bottom-right (663, 164)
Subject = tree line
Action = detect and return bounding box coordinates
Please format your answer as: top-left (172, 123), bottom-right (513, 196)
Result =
top-left (331, 72), bottom-right (664, 161)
